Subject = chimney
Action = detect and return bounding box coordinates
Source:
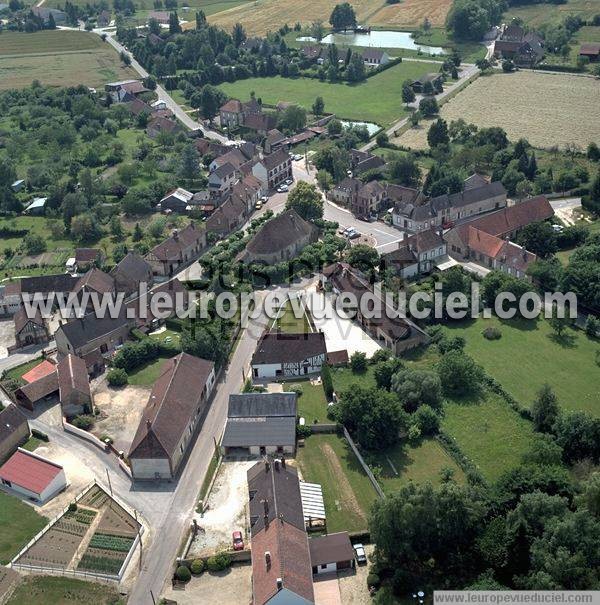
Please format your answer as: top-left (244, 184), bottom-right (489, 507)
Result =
top-left (265, 551), bottom-right (271, 569)
top-left (276, 578), bottom-right (283, 591)
top-left (263, 499), bottom-right (269, 517)
top-left (146, 419), bottom-right (152, 431)
top-left (173, 229), bottom-right (179, 241)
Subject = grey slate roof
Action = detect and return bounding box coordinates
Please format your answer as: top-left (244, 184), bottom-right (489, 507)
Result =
top-left (228, 392), bottom-right (297, 418)
top-left (222, 416), bottom-right (296, 448)
top-left (0, 405), bottom-right (28, 445)
top-left (58, 310), bottom-right (130, 350)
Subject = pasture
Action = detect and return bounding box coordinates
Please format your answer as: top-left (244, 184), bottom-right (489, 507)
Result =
top-left (0, 31), bottom-right (136, 91)
top-left (395, 71), bottom-right (600, 150)
top-left (219, 60), bottom-right (433, 126)
top-left (444, 317), bottom-right (600, 416)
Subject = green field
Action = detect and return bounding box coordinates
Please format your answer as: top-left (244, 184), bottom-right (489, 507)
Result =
top-left (0, 30), bottom-right (136, 91)
top-left (285, 380), bottom-right (329, 423)
top-left (373, 438), bottom-right (466, 493)
top-left (219, 61), bottom-right (435, 126)
top-left (442, 391), bottom-right (539, 483)
top-left (444, 317), bottom-right (600, 415)
top-left (297, 433), bottom-right (378, 532)
top-left (0, 492), bottom-right (47, 564)
top-left (6, 575), bottom-right (124, 605)
top-left (502, 0), bottom-right (600, 27)
top-left (126, 355), bottom-right (172, 386)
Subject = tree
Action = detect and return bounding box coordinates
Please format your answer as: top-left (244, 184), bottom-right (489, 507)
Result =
top-left (278, 105), bottom-right (307, 133)
top-left (476, 58), bottom-right (491, 72)
top-left (587, 142), bottom-right (600, 162)
top-left (401, 84), bottom-right (416, 106)
top-left (70, 213), bottom-right (103, 242)
top-left (284, 181), bottom-right (323, 220)
top-left (23, 233), bottom-right (47, 255)
top-left (554, 411), bottom-right (600, 464)
top-left (178, 142), bottom-right (199, 181)
top-left (133, 222), bottom-right (143, 242)
top-left (349, 351), bottom-right (368, 373)
top-left (413, 404), bottom-right (440, 435)
top-left (312, 96), bottom-right (325, 116)
top-left (310, 20), bottom-right (325, 42)
top-left (427, 118), bottom-right (449, 148)
top-left (531, 384), bottom-right (560, 433)
top-left (590, 169), bottom-right (600, 203)
top-left (346, 52), bottom-right (366, 82)
top-left (388, 154), bottom-right (421, 187)
top-left (346, 244), bottom-right (379, 273)
top-left (517, 221), bottom-right (558, 258)
top-left (436, 351), bottom-right (484, 396)
top-left (316, 169), bottom-right (333, 192)
top-left (197, 85), bottom-right (227, 121)
top-left (169, 11), bottom-right (181, 34)
top-left (232, 22), bottom-right (246, 47)
top-left (107, 368), bottom-right (128, 387)
top-left (373, 356), bottom-right (403, 390)
top-left (419, 96), bottom-right (439, 117)
top-left (391, 368), bottom-right (443, 412)
top-left (329, 2), bottom-right (356, 31)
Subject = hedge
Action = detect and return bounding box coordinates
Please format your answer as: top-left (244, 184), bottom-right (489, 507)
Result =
top-left (31, 428), bottom-right (49, 442)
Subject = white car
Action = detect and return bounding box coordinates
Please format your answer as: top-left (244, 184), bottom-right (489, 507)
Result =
top-left (354, 544), bottom-right (367, 565)
top-left (261, 195), bottom-right (269, 202)
top-left (294, 154), bottom-right (302, 161)
top-left (277, 184), bottom-right (289, 193)
top-left (285, 178), bottom-right (293, 185)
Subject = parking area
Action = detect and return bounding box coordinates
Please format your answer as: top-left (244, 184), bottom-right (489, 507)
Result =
top-left (338, 544), bottom-right (375, 605)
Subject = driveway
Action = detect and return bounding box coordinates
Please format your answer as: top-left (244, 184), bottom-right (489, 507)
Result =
top-left (338, 545), bottom-right (375, 605)
top-left (314, 575), bottom-right (343, 605)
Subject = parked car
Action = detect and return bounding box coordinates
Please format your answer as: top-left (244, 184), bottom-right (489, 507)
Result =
top-left (354, 543), bottom-right (367, 565)
top-left (285, 178), bottom-right (293, 185)
top-left (232, 531), bottom-right (244, 551)
top-left (293, 154), bottom-right (302, 161)
top-left (261, 195), bottom-right (268, 202)
top-left (347, 229), bottom-right (361, 240)
top-left (255, 201), bottom-right (262, 210)
top-left (277, 184), bottom-right (289, 193)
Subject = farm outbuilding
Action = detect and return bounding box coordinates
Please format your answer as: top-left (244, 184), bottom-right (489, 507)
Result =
top-left (309, 531), bottom-right (355, 575)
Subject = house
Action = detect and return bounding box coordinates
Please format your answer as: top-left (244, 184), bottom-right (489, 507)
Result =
top-left (360, 48), bottom-right (390, 66)
top-left (247, 460), bottom-right (315, 605)
top-left (411, 72), bottom-right (443, 93)
top-left (208, 162), bottom-right (238, 197)
top-left (323, 263), bottom-right (429, 354)
top-left (54, 310), bottom-right (132, 359)
top-left (14, 372), bottom-right (59, 410)
top-left (148, 10), bottom-right (170, 24)
top-left (309, 532), bottom-right (355, 575)
top-left (493, 25), bottom-right (544, 66)
top-left (329, 177), bottom-right (362, 207)
top-left (382, 228), bottom-right (447, 279)
top-left (13, 307), bottom-right (49, 350)
top-left (209, 148), bottom-right (248, 173)
top-left (243, 113), bottom-right (277, 136)
top-left (0, 449), bottom-right (66, 504)
top-left (264, 129), bottom-right (287, 154)
top-left (111, 252), bottom-right (154, 296)
top-left (349, 149), bottom-right (386, 175)
top-left (238, 173), bottom-right (264, 208)
top-left (73, 268), bottom-right (115, 306)
top-left (251, 148), bottom-right (292, 190)
top-left (240, 210), bottom-right (318, 265)
top-left (221, 393), bottom-right (297, 456)
top-left (158, 187), bottom-right (194, 213)
top-left (23, 197), bottom-right (47, 215)
top-left (105, 80), bottom-right (149, 103)
top-left (0, 405), bottom-right (30, 464)
top-left (74, 248), bottom-right (103, 270)
top-left (351, 180), bottom-right (386, 218)
top-left (128, 353), bottom-right (216, 480)
top-left (57, 354), bottom-right (93, 417)
top-left (147, 116), bottom-right (182, 139)
top-left (219, 98), bottom-right (262, 129)
top-left (251, 331), bottom-right (326, 379)
top-left (446, 226), bottom-right (537, 279)
top-left (145, 222), bottom-right (206, 277)
top-left (579, 43), bottom-right (600, 62)
top-left (206, 194), bottom-right (247, 236)
top-left (301, 45), bottom-right (323, 62)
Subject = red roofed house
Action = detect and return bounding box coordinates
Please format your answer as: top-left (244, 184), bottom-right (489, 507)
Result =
top-left (0, 448), bottom-right (67, 504)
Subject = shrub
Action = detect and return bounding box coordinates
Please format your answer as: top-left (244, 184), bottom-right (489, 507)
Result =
top-left (289, 385), bottom-right (303, 396)
top-left (350, 351), bottom-right (368, 374)
top-left (413, 404), bottom-right (440, 435)
top-left (71, 415), bottom-right (94, 430)
top-left (68, 502), bottom-right (78, 512)
top-left (206, 552), bottom-right (231, 572)
top-left (482, 326), bottom-right (502, 340)
top-left (107, 368), bottom-right (128, 387)
top-left (367, 573), bottom-right (381, 589)
top-left (175, 565), bottom-right (191, 582)
top-left (321, 364), bottom-right (334, 400)
top-left (297, 425), bottom-right (313, 438)
top-left (190, 559), bottom-right (205, 575)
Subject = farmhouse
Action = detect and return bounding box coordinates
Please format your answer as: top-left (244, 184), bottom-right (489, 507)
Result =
top-left (219, 97), bottom-right (262, 129)
top-left (221, 392), bottom-right (297, 456)
top-left (241, 209), bottom-right (318, 264)
top-left (579, 44), bottom-right (600, 61)
top-left (0, 448), bottom-right (67, 504)
top-left (147, 116), bottom-right (182, 139)
top-left (360, 48), bottom-right (390, 66)
top-left (74, 248), bottom-right (103, 271)
top-left (110, 252), bottom-right (154, 296)
top-left (145, 222), bottom-right (206, 277)
top-left (493, 25), bottom-right (544, 66)
top-left (411, 73), bottom-right (443, 93)
top-left (148, 10), bottom-right (170, 24)
top-left (73, 268), bottom-right (115, 300)
top-left (57, 354), bottom-right (93, 417)
top-left (0, 405), bottom-right (30, 464)
top-left (247, 459), bottom-right (315, 605)
top-left (12, 307), bottom-right (49, 350)
top-left (382, 228), bottom-right (447, 279)
top-left (128, 353), bottom-right (216, 480)
top-left (309, 531), bottom-right (355, 575)
top-left (105, 80), bottom-right (149, 103)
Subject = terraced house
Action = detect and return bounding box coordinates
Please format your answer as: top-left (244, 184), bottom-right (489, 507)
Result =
top-left (145, 222), bottom-right (206, 277)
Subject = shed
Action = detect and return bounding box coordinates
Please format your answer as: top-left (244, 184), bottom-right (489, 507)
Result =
top-left (299, 481), bottom-right (326, 528)
top-left (23, 197), bottom-right (47, 215)
top-left (309, 531), bottom-right (355, 575)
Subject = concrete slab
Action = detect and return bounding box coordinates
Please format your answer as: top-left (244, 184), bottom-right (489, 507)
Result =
top-left (314, 574), bottom-right (343, 605)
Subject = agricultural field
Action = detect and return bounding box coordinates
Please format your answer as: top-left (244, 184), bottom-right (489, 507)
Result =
top-left (369, 0), bottom-right (452, 29)
top-left (395, 71), bottom-right (600, 150)
top-left (296, 433), bottom-right (379, 532)
top-left (208, 0), bottom-right (384, 36)
top-left (0, 31), bottom-right (136, 91)
top-left (444, 317), bottom-right (600, 416)
top-left (219, 61), bottom-right (433, 126)
top-left (502, 0), bottom-right (600, 27)
top-left (442, 391), bottom-right (537, 483)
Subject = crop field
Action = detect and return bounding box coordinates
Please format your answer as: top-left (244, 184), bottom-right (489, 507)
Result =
top-left (396, 71), bottom-right (600, 150)
top-left (369, 0), bottom-right (452, 29)
top-left (502, 0), bottom-right (600, 27)
top-left (0, 31), bottom-right (136, 91)
top-left (208, 0), bottom-right (386, 36)
top-left (220, 60), bottom-right (433, 125)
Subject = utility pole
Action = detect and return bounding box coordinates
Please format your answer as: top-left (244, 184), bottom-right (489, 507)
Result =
top-left (105, 468), bottom-right (113, 497)
top-left (133, 509), bottom-right (143, 566)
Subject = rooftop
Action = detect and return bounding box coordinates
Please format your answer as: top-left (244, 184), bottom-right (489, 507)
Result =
top-left (0, 449), bottom-right (63, 495)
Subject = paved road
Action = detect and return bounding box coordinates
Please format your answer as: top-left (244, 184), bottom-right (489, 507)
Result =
top-left (550, 197), bottom-right (581, 211)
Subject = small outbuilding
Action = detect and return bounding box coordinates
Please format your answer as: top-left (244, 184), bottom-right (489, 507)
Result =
top-left (309, 531), bottom-right (355, 575)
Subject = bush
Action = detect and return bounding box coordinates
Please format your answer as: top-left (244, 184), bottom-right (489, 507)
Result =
top-left (321, 364), bottom-right (334, 400)
top-left (297, 424), bottom-right (313, 438)
top-left (350, 351), bottom-right (368, 374)
top-left (367, 573), bottom-right (381, 589)
top-left (71, 415), bottom-right (94, 430)
top-left (68, 502), bottom-right (78, 512)
top-left (190, 559), bottom-right (205, 575)
top-left (175, 565), bottom-right (191, 582)
top-left (31, 428), bottom-right (49, 442)
top-left (107, 368), bottom-right (128, 387)
top-left (206, 552), bottom-right (231, 572)
top-left (288, 385), bottom-right (303, 396)
top-left (413, 404), bottom-right (440, 435)
top-left (482, 326), bottom-right (502, 340)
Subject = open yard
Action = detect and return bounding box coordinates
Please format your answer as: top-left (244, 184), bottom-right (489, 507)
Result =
top-left (285, 380), bottom-right (329, 423)
top-left (219, 60), bottom-right (435, 126)
top-left (0, 30), bottom-right (136, 91)
top-left (331, 365), bottom-right (376, 394)
top-left (0, 491), bottom-right (48, 564)
top-left (395, 71), bottom-right (600, 150)
top-left (444, 317), bottom-right (600, 416)
top-left (6, 575), bottom-right (124, 605)
top-left (297, 433), bottom-right (378, 532)
top-left (442, 391), bottom-right (539, 483)
top-left (372, 438), bottom-right (466, 494)
top-left (126, 355), bottom-right (172, 386)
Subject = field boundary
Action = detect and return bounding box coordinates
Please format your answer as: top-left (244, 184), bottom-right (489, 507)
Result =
top-left (342, 426), bottom-right (386, 499)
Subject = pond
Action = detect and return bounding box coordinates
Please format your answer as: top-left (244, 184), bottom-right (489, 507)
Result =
top-left (297, 30), bottom-right (445, 55)
top-left (341, 120), bottom-right (381, 136)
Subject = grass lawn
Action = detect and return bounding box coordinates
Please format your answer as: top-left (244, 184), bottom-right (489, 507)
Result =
top-left (6, 575), bottom-right (124, 605)
top-left (21, 436), bottom-right (43, 452)
top-left (149, 328), bottom-right (182, 346)
top-left (442, 391), bottom-right (539, 483)
top-left (3, 358), bottom-right (44, 383)
top-left (126, 355), bottom-right (171, 386)
top-left (0, 30), bottom-right (136, 91)
top-left (444, 317), bottom-right (600, 416)
top-left (297, 433), bottom-right (378, 532)
top-left (331, 365), bottom-right (376, 394)
top-left (285, 380), bottom-right (329, 423)
top-left (272, 299), bottom-right (311, 333)
top-left (0, 491), bottom-right (47, 564)
top-left (372, 438), bottom-right (466, 494)
top-left (219, 61), bottom-right (435, 126)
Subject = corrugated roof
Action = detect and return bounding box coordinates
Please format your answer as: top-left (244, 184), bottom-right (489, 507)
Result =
top-left (222, 416), bottom-right (296, 447)
top-left (299, 481), bottom-right (326, 522)
top-left (228, 393), bottom-right (297, 418)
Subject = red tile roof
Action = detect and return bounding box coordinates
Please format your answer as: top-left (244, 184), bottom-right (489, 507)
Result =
top-left (21, 360), bottom-right (56, 384)
top-left (0, 449), bottom-right (63, 495)
top-left (465, 226), bottom-right (505, 258)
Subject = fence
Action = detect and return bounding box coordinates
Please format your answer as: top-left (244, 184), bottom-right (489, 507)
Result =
top-left (309, 423), bottom-right (338, 434)
top-left (342, 426), bottom-right (385, 499)
top-left (63, 419), bottom-right (109, 452)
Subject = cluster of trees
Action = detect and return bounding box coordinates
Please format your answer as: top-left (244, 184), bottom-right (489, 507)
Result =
top-left (113, 337), bottom-right (179, 372)
top-left (446, 0), bottom-right (505, 41)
